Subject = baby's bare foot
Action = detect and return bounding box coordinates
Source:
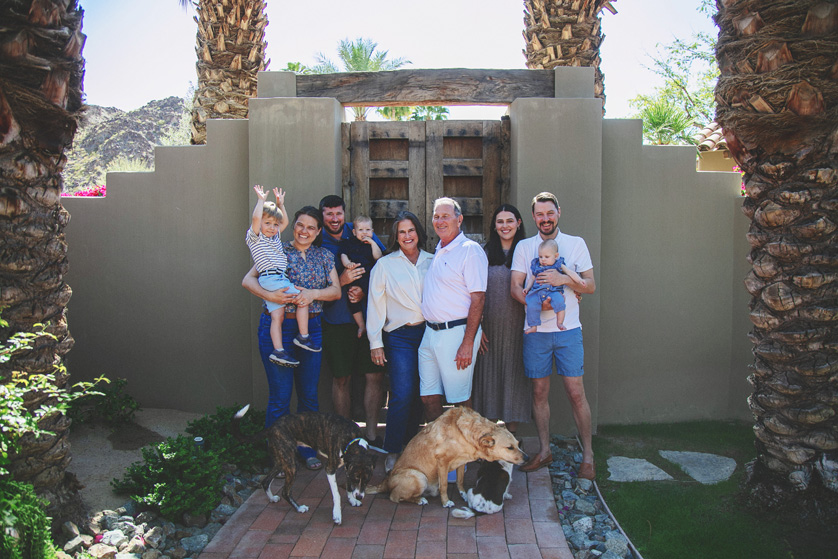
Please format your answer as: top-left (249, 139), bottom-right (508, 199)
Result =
top-left (524, 326), bottom-right (537, 334)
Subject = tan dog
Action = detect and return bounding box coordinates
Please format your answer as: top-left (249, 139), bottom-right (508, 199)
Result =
top-left (367, 407), bottom-right (527, 507)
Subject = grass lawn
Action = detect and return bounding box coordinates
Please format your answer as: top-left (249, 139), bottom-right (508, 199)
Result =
top-left (593, 421), bottom-right (830, 559)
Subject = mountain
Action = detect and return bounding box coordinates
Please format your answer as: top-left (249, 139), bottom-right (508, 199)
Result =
top-left (62, 96), bottom-right (188, 192)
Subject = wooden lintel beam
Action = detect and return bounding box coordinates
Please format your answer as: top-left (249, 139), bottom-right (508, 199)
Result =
top-left (295, 69), bottom-right (555, 106)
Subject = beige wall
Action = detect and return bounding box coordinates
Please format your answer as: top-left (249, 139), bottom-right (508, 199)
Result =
top-left (62, 68), bottom-right (752, 430)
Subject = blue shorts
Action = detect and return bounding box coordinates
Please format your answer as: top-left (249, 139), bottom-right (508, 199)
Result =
top-left (523, 327), bottom-right (584, 378)
top-left (258, 273), bottom-right (300, 313)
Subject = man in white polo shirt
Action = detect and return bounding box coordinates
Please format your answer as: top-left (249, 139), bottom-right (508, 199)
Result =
top-left (419, 197), bottom-right (488, 422)
top-left (511, 192), bottom-right (597, 479)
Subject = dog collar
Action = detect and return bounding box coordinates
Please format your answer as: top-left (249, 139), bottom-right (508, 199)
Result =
top-left (345, 438), bottom-right (368, 454)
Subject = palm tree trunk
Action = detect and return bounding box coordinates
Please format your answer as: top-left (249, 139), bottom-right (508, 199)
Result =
top-left (715, 0), bottom-right (838, 506)
top-left (0, 0), bottom-right (84, 518)
top-left (522, 0), bottom-right (616, 108)
top-left (190, 0), bottom-right (269, 144)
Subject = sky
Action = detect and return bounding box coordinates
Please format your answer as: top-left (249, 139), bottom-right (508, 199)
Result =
top-left (79, 0), bottom-right (716, 120)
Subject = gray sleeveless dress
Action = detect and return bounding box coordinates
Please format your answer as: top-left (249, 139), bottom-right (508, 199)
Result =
top-left (472, 252), bottom-right (532, 423)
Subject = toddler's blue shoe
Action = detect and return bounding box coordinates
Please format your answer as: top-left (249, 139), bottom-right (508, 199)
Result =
top-left (294, 335), bottom-right (321, 352)
top-left (269, 349), bottom-right (299, 367)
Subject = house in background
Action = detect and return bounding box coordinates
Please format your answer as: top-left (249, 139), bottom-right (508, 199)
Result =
top-left (695, 121), bottom-right (737, 172)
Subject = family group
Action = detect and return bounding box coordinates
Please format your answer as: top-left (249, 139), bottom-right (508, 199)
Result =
top-left (243, 189), bottom-right (596, 479)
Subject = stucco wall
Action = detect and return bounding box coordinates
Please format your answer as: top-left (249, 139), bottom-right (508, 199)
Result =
top-left (61, 68), bottom-right (752, 431)
top-left (63, 119), bottom-right (253, 412)
top-left (598, 119), bottom-right (749, 424)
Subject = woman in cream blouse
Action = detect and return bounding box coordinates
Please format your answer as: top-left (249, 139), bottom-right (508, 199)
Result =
top-left (366, 211), bottom-right (432, 473)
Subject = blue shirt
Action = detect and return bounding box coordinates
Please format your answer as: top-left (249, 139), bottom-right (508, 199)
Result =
top-left (320, 223), bottom-right (386, 325)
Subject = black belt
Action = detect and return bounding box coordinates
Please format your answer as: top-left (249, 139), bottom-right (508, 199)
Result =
top-left (426, 318), bottom-right (467, 331)
top-left (260, 269), bottom-right (285, 277)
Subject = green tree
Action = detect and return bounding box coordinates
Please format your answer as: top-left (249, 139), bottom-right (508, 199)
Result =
top-left (376, 106), bottom-right (413, 121)
top-left (715, 0), bottom-right (838, 507)
top-left (636, 99), bottom-right (695, 146)
top-left (178, 0), bottom-right (269, 144)
top-left (283, 61), bottom-right (313, 75)
top-left (0, 0), bottom-right (84, 519)
top-left (409, 106), bottom-right (450, 121)
top-left (630, 0), bottom-right (718, 142)
top-left (314, 38), bottom-right (410, 121)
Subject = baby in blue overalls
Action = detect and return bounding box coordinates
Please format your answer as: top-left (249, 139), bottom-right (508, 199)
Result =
top-left (523, 238), bottom-right (584, 334)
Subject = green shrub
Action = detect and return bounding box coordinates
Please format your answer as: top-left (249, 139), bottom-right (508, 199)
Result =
top-left (186, 405), bottom-right (268, 473)
top-left (111, 435), bottom-right (223, 521)
top-left (0, 479), bottom-right (57, 559)
top-left (68, 377), bottom-right (140, 427)
top-left (0, 316), bottom-right (101, 476)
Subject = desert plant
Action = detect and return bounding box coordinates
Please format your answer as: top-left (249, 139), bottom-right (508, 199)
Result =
top-left (105, 156), bottom-right (152, 174)
top-left (111, 435), bottom-right (224, 521)
top-left (0, 480), bottom-right (57, 559)
top-left (186, 405), bottom-right (268, 472)
top-left (67, 378), bottom-right (141, 427)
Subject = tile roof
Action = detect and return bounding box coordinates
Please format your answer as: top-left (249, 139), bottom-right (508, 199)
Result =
top-left (694, 122), bottom-right (727, 152)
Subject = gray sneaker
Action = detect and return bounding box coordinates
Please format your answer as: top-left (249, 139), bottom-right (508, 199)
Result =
top-left (269, 349), bottom-right (299, 367)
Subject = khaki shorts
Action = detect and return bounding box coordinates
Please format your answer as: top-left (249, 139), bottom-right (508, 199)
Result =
top-left (417, 324), bottom-right (481, 403)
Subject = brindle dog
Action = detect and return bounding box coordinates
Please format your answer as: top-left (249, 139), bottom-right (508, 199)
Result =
top-left (231, 405), bottom-right (378, 525)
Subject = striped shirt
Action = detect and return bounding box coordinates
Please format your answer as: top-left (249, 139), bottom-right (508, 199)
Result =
top-left (246, 229), bottom-right (288, 274)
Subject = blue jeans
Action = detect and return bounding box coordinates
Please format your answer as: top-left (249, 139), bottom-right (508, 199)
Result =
top-left (382, 324), bottom-right (425, 453)
top-left (259, 312), bottom-right (323, 459)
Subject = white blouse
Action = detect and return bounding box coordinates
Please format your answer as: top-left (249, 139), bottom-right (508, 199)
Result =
top-left (366, 249), bottom-right (433, 350)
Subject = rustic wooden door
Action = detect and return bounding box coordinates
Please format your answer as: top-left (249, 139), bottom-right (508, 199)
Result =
top-left (344, 119), bottom-right (510, 250)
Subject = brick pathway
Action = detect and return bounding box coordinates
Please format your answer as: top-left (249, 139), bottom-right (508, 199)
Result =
top-left (197, 438), bottom-right (573, 559)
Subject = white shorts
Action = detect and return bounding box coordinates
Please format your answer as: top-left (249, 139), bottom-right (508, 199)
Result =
top-left (417, 324), bottom-right (481, 403)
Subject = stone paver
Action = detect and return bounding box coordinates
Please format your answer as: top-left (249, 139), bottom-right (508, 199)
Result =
top-left (606, 456), bottom-right (674, 482)
top-left (659, 450), bottom-right (737, 484)
top-left (196, 437), bottom-right (571, 559)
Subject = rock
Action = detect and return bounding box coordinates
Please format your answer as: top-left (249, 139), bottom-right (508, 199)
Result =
top-left (115, 554), bottom-right (142, 559)
top-left (575, 499), bottom-right (597, 515)
top-left (180, 534), bottom-right (209, 554)
top-left (103, 513), bottom-right (121, 531)
top-left (169, 546), bottom-right (188, 559)
top-left (114, 521), bottom-right (137, 536)
top-left (221, 484), bottom-right (244, 506)
top-left (572, 516), bottom-right (593, 533)
top-left (136, 511), bottom-right (158, 524)
top-left (118, 502), bottom-right (139, 516)
top-left (569, 532), bottom-right (595, 550)
top-left (88, 543), bottom-right (118, 559)
top-left (102, 530), bottom-right (129, 548)
top-left (142, 550), bottom-right (163, 559)
top-left (123, 536), bottom-right (147, 554)
top-left (203, 522), bottom-right (222, 541)
top-left (144, 526), bottom-right (166, 549)
top-left (55, 551), bottom-right (74, 559)
top-left (604, 531), bottom-right (629, 557)
top-left (601, 551), bottom-right (623, 559)
top-left (63, 534), bottom-right (93, 553)
top-left (576, 478), bottom-right (593, 492)
top-left (181, 512), bottom-right (208, 528)
top-left (62, 521), bottom-right (81, 538)
top-left (562, 489), bottom-right (579, 502)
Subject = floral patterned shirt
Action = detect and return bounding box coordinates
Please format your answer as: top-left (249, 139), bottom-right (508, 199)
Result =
top-left (283, 241), bottom-right (335, 314)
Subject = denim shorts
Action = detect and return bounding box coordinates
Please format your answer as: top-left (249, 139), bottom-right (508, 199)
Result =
top-left (258, 273), bottom-right (300, 313)
top-left (523, 327), bottom-right (584, 378)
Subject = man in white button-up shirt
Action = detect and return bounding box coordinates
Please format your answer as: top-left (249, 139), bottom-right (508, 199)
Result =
top-left (418, 198), bottom-right (488, 421)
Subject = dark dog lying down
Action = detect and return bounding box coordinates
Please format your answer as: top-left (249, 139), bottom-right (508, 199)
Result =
top-left (231, 405), bottom-right (378, 524)
top-left (451, 460), bottom-right (514, 519)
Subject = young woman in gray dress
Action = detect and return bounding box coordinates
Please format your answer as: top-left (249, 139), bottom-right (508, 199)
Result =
top-left (472, 204), bottom-right (532, 437)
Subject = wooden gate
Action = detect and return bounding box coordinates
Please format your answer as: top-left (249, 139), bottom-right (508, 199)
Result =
top-left (344, 119), bottom-right (510, 250)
